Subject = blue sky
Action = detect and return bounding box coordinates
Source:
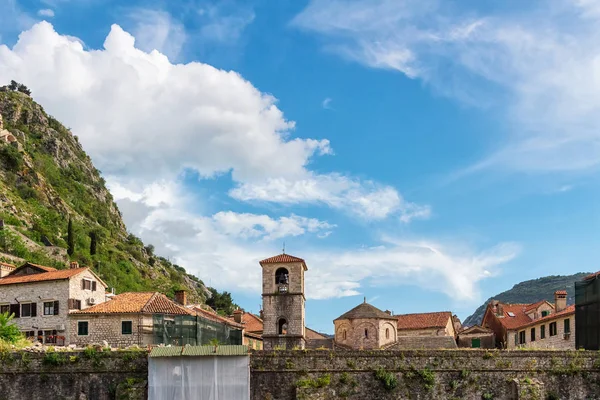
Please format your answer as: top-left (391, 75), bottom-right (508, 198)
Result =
top-left (1, 0), bottom-right (600, 333)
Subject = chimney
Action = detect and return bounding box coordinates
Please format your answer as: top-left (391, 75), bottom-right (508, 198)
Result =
top-left (174, 290), bottom-right (187, 306)
top-left (555, 290), bottom-right (567, 313)
top-left (497, 303), bottom-right (504, 317)
top-left (233, 309), bottom-right (243, 323)
top-left (259, 309), bottom-right (264, 320)
top-left (69, 261), bottom-right (79, 269)
top-left (385, 310), bottom-right (392, 315)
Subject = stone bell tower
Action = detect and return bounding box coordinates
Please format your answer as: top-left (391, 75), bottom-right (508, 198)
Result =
top-left (260, 253), bottom-right (307, 350)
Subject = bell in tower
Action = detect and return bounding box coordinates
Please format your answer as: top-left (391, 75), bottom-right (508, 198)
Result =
top-left (259, 253), bottom-right (307, 350)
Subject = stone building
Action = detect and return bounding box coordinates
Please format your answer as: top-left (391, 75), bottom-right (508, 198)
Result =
top-left (457, 325), bottom-right (495, 348)
top-left (482, 290), bottom-right (575, 349)
top-left (260, 253), bottom-right (307, 350)
top-left (0, 261), bottom-right (107, 345)
top-left (333, 299), bottom-right (398, 350)
top-left (396, 311), bottom-right (456, 337)
top-left (0, 262), bottom-right (15, 277)
top-left (230, 309), bottom-right (264, 350)
top-left (69, 292), bottom-right (193, 348)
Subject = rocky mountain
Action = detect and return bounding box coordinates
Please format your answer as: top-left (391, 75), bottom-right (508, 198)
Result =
top-left (463, 273), bottom-right (589, 327)
top-left (0, 82), bottom-right (235, 311)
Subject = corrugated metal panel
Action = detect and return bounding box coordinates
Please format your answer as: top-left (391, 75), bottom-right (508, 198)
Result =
top-left (182, 345), bottom-right (248, 356)
top-left (149, 347), bottom-right (184, 357)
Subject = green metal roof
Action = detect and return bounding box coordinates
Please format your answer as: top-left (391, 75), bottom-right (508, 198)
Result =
top-left (150, 345), bottom-right (248, 358)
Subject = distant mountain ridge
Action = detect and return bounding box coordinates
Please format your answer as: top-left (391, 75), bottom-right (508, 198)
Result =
top-left (463, 273), bottom-right (589, 327)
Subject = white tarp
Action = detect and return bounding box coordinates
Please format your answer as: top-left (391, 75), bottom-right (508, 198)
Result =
top-left (148, 356), bottom-right (250, 400)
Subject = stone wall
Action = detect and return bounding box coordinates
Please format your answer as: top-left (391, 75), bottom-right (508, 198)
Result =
top-left (0, 350), bottom-right (147, 400)
top-left (69, 313), bottom-right (146, 348)
top-left (250, 349), bottom-right (600, 400)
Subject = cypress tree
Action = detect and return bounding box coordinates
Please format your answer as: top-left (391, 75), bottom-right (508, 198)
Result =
top-left (89, 231), bottom-right (97, 256)
top-left (67, 218), bottom-right (74, 256)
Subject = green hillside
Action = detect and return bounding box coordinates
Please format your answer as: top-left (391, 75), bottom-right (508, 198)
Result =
top-left (0, 82), bottom-right (236, 314)
top-left (463, 273), bottom-right (589, 326)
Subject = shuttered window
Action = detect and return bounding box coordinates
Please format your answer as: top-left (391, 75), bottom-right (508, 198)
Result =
top-left (541, 325), bottom-right (546, 339)
top-left (81, 279), bottom-right (97, 291)
top-left (9, 304), bottom-right (19, 318)
top-left (122, 321), bottom-right (133, 335)
top-left (77, 321), bottom-right (88, 336)
top-left (21, 303), bottom-right (36, 317)
top-left (550, 322), bottom-right (557, 336)
top-left (0, 304), bottom-right (9, 314)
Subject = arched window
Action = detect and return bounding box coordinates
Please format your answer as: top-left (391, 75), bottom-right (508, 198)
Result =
top-left (343, 330), bottom-right (346, 340)
top-left (278, 318), bottom-right (288, 335)
top-left (364, 329), bottom-right (368, 339)
top-left (386, 328), bottom-right (389, 339)
top-left (275, 268), bottom-right (289, 285)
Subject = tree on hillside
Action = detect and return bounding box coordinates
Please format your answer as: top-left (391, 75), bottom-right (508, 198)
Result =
top-left (89, 231), bottom-right (97, 256)
top-left (67, 218), bottom-right (74, 256)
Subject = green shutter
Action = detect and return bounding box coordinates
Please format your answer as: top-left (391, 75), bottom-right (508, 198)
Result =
top-left (471, 338), bottom-right (481, 348)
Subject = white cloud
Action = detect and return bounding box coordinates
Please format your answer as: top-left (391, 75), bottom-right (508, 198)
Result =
top-left (230, 174), bottom-right (431, 222)
top-left (127, 9), bottom-right (186, 61)
top-left (293, 0), bottom-right (600, 173)
top-left (0, 21), bottom-right (427, 221)
top-left (198, 2), bottom-right (255, 44)
top-left (322, 97), bottom-right (332, 109)
top-left (37, 9), bottom-right (55, 18)
top-left (113, 183), bottom-right (518, 301)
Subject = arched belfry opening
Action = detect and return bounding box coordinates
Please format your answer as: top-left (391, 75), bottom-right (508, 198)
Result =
top-left (278, 318), bottom-right (288, 335)
top-left (275, 268), bottom-right (289, 285)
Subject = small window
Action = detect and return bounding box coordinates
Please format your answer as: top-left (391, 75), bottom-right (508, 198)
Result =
top-left (21, 303), bottom-right (35, 317)
top-left (386, 328), bottom-right (390, 339)
top-left (564, 318), bottom-right (571, 334)
top-left (343, 330), bottom-right (346, 340)
top-left (541, 325), bottom-right (546, 339)
top-left (364, 329), bottom-right (368, 339)
top-left (519, 331), bottom-right (524, 344)
top-left (78, 321), bottom-right (89, 336)
top-left (0, 304), bottom-right (8, 314)
top-left (530, 328), bottom-right (536, 342)
top-left (541, 310), bottom-right (549, 317)
top-left (550, 322), bottom-right (557, 336)
top-left (43, 301), bottom-right (59, 316)
top-left (122, 321), bottom-right (133, 335)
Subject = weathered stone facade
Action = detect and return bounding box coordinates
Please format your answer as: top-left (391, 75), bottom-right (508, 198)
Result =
top-left (0, 269), bottom-right (106, 345)
top-left (0, 350), bottom-right (147, 400)
top-left (251, 350), bottom-right (600, 400)
top-left (261, 257), bottom-right (307, 350)
top-left (68, 313), bottom-right (151, 348)
top-left (507, 314), bottom-right (575, 349)
top-left (335, 318), bottom-right (397, 349)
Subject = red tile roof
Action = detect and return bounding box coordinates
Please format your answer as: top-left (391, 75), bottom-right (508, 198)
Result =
top-left (27, 263), bottom-right (58, 272)
top-left (260, 254), bottom-right (305, 264)
top-left (190, 306), bottom-right (243, 329)
top-left (555, 290), bottom-right (567, 295)
top-left (0, 262), bottom-right (15, 269)
top-left (395, 311), bottom-right (453, 330)
top-left (493, 304), bottom-right (533, 330)
top-left (524, 300), bottom-right (552, 313)
top-left (584, 271), bottom-right (600, 280)
top-left (0, 267), bottom-right (88, 285)
top-left (511, 305), bottom-right (575, 331)
top-left (72, 292), bottom-right (192, 315)
top-left (240, 312), bottom-right (263, 333)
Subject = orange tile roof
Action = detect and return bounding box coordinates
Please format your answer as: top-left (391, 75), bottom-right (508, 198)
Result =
top-left (0, 262), bottom-right (15, 269)
top-left (0, 267), bottom-right (88, 285)
top-left (510, 305), bottom-right (575, 331)
top-left (72, 292), bottom-right (192, 315)
top-left (584, 271), bottom-right (600, 280)
top-left (240, 312), bottom-right (263, 333)
top-left (494, 303), bottom-right (533, 330)
top-left (555, 290), bottom-right (567, 295)
top-left (26, 263), bottom-right (57, 272)
top-left (524, 300), bottom-right (552, 313)
top-left (190, 306), bottom-right (243, 328)
top-left (260, 254), bottom-right (305, 264)
top-left (395, 311), bottom-right (453, 330)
